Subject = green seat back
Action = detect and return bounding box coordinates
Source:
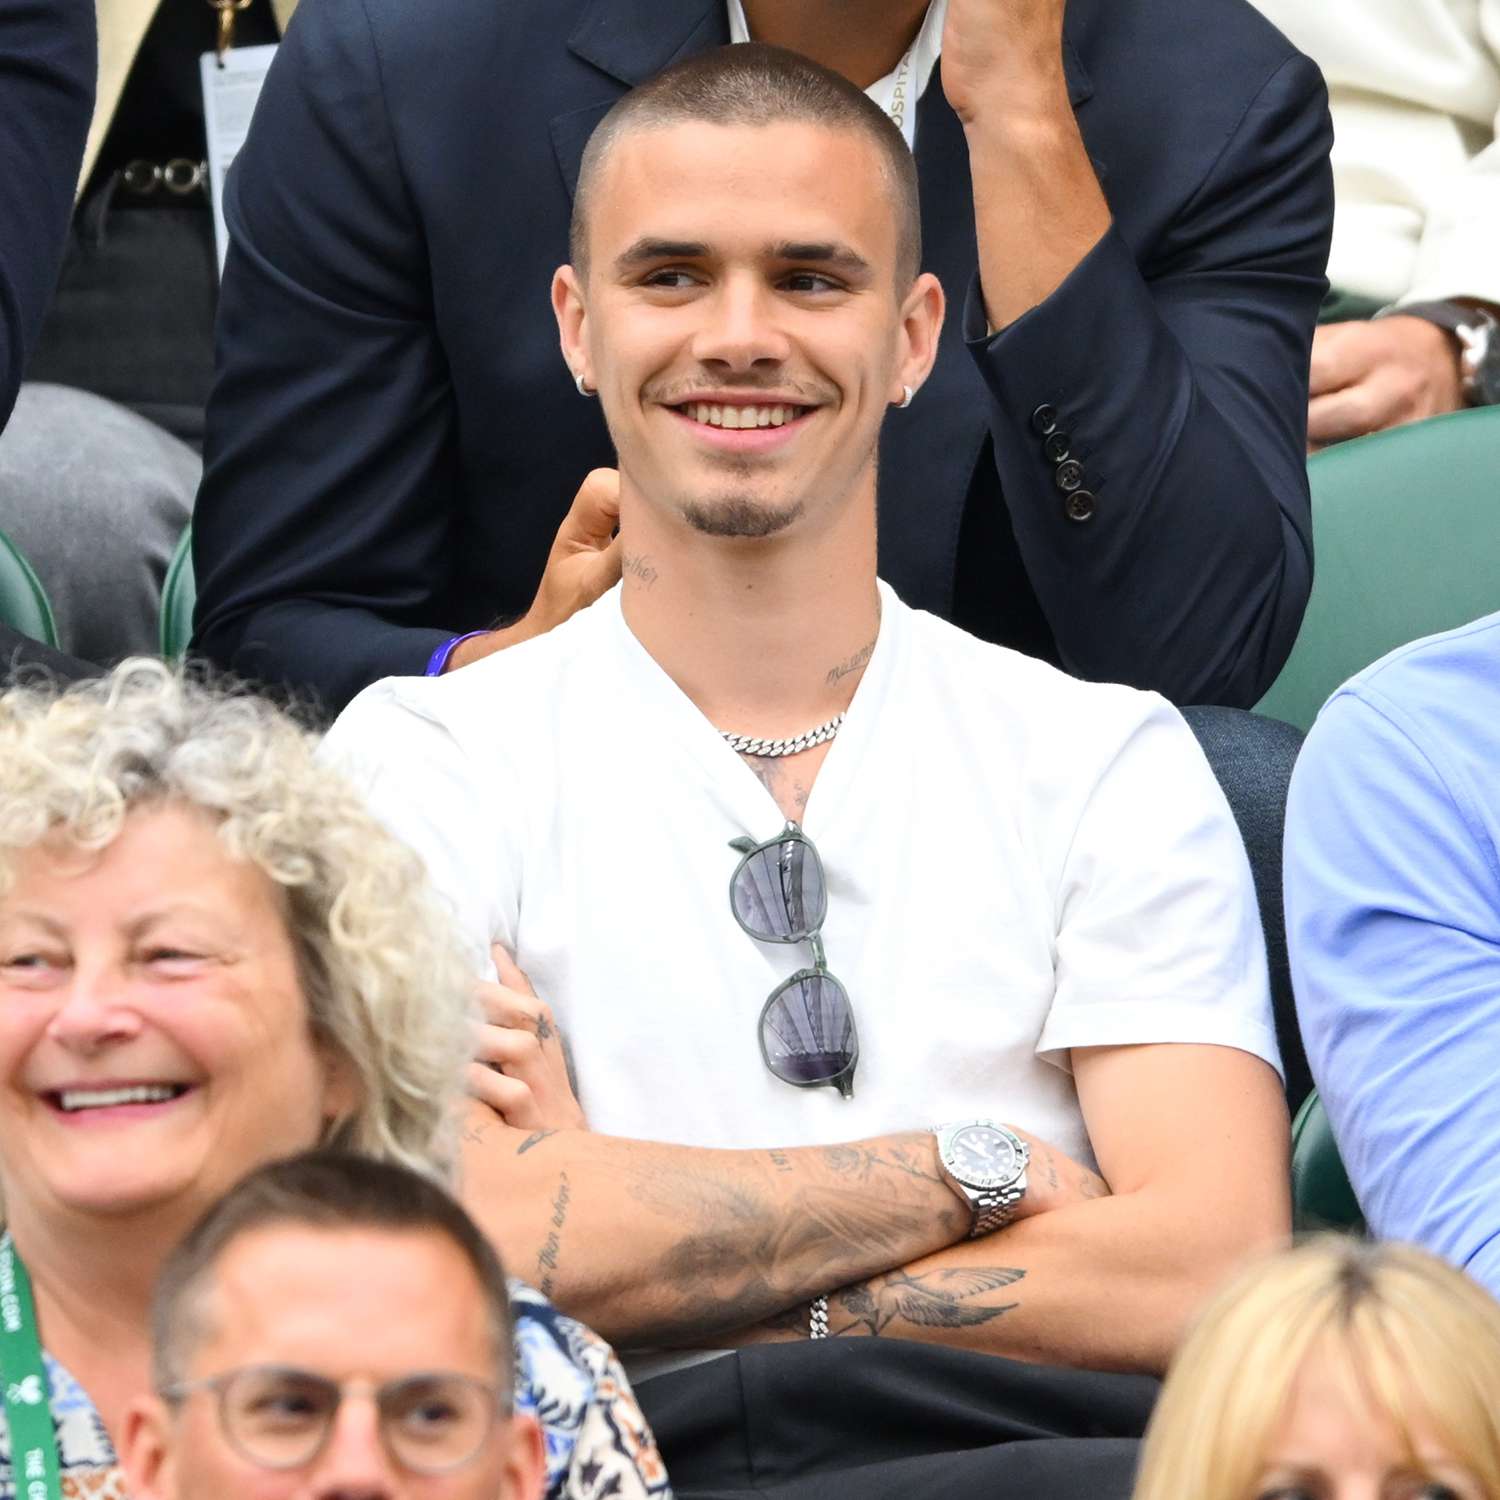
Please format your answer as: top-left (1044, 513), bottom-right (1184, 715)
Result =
top-left (1256, 407), bottom-right (1500, 730)
top-left (0, 527), bottom-right (58, 648)
top-left (160, 525), bottom-right (197, 660)
top-left (1291, 1090), bottom-right (1364, 1233)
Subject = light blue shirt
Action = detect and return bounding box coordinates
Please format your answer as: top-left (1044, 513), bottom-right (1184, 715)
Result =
top-left (1285, 610), bottom-right (1500, 1293)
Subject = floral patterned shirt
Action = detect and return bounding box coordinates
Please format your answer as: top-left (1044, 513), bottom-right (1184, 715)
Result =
top-left (0, 1280), bottom-right (670, 1500)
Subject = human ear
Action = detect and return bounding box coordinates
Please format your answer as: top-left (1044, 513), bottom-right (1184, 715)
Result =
top-left (551, 265), bottom-right (595, 396)
top-left (892, 271), bottom-right (945, 406)
top-left (500, 1412), bottom-right (548, 1500)
top-left (119, 1396), bottom-right (175, 1500)
top-left (315, 1040), bottom-right (362, 1136)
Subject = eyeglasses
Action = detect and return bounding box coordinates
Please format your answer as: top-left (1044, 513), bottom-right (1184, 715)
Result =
top-left (728, 821), bottom-right (858, 1098)
top-left (161, 1365), bottom-right (509, 1473)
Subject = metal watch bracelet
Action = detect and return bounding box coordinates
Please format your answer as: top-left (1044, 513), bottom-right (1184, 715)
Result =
top-left (810, 1294), bottom-right (830, 1339)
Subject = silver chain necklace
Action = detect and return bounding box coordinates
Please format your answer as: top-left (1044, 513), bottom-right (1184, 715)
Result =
top-left (719, 713), bottom-right (845, 759)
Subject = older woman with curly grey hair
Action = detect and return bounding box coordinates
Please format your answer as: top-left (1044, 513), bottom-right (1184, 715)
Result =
top-left (0, 661), bottom-right (668, 1500)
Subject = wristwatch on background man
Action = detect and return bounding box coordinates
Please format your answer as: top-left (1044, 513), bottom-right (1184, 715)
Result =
top-left (1383, 299), bottom-right (1500, 407)
top-left (933, 1119), bottom-right (1030, 1237)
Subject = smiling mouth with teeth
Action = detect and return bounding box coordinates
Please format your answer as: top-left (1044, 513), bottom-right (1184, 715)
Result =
top-left (50, 1083), bottom-right (191, 1112)
top-left (677, 402), bottom-right (811, 430)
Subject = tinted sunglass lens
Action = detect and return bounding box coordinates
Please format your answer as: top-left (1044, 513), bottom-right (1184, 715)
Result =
top-left (760, 971), bottom-right (857, 1097)
top-left (732, 837), bottom-right (827, 942)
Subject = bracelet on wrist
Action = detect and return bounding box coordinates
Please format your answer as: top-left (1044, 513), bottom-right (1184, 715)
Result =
top-left (809, 1294), bottom-right (829, 1340)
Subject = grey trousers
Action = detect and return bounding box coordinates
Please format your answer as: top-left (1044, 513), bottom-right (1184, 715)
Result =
top-left (0, 383), bottom-right (198, 662)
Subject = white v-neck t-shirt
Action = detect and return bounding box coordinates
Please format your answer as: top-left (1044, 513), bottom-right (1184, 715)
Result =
top-left (323, 584), bottom-right (1278, 1169)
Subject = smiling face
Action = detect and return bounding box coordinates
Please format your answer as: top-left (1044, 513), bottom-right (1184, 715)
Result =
top-left (1252, 1345), bottom-right (1484, 1500)
top-left (123, 1225), bottom-right (544, 1500)
top-left (554, 117), bottom-right (942, 543)
top-left (0, 804), bottom-right (355, 1230)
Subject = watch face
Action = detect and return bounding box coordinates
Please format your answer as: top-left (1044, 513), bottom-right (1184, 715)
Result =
top-left (946, 1124), bottom-right (1023, 1189)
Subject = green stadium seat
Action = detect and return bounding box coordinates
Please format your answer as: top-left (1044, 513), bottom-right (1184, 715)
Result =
top-left (160, 525), bottom-right (196, 660)
top-left (1256, 407), bottom-right (1500, 730)
top-left (0, 525), bottom-right (59, 648)
top-left (1291, 1089), bottom-right (1363, 1234)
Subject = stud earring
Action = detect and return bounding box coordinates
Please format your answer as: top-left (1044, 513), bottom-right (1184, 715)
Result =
top-left (574, 371), bottom-right (595, 397)
top-left (897, 384), bottom-right (914, 409)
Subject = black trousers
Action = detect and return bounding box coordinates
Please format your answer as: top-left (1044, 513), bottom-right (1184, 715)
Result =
top-left (636, 1340), bottom-right (1156, 1499)
top-left (0, 624), bottom-right (98, 686)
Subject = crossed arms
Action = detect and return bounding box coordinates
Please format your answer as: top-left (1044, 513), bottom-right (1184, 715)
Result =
top-left (460, 1038), bottom-right (1289, 1375)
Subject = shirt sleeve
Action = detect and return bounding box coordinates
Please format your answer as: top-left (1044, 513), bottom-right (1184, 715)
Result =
top-left (508, 1283), bottom-right (673, 1500)
top-left (192, 0), bottom-right (460, 709)
top-left (0, 0), bottom-right (94, 426)
top-left (556, 1350), bottom-right (673, 1500)
top-left (1036, 699), bottom-right (1280, 1073)
top-left (965, 50), bottom-right (1331, 707)
top-left (1403, 0), bottom-right (1500, 305)
top-left (1286, 688), bottom-right (1500, 1295)
top-left (319, 683), bottom-right (514, 974)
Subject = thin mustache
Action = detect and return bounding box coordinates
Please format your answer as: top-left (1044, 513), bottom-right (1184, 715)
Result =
top-left (648, 378), bottom-right (833, 405)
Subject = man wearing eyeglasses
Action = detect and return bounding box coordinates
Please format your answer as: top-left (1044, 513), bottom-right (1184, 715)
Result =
top-left (324, 43), bottom-right (1291, 1500)
top-left (120, 1154), bottom-right (663, 1500)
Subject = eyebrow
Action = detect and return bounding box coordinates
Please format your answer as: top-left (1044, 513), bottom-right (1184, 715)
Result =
top-left (612, 237), bottom-right (872, 277)
top-left (613, 238), bottom-right (711, 272)
top-left (0, 905), bottom-right (227, 940)
top-left (771, 242), bottom-right (871, 276)
top-left (0, 911), bottom-right (68, 940)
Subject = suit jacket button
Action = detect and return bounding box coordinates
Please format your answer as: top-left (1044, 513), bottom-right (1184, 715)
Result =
top-left (1030, 404), bottom-right (1058, 435)
top-left (1064, 490), bottom-right (1097, 523)
top-left (1043, 431), bottom-right (1071, 463)
top-left (1054, 458), bottom-right (1086, 492)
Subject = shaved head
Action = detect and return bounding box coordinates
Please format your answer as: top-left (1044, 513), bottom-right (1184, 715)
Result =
top-left (571, 43), bottom-right (922, 288)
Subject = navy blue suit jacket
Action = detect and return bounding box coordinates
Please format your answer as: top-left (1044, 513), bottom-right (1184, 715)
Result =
top-left (194, 0), bottom-right (1332, 713)
top-left (0, 0), bottom-right (94, 429)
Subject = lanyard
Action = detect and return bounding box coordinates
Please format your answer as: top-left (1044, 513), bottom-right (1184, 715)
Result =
top-left (0, 1240), bottom-right (61, 1500)
top-left (724, 0), bottom-right (949, 154)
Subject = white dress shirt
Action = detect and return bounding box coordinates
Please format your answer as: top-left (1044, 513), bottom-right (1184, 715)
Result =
top-left (1252, 0), bottom-right (1500, 305)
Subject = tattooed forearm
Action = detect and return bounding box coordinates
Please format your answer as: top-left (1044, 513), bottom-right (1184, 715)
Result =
top-left (831, 1266), bottom-right (1026, 1338)
top-left (614, 1139), bottom-right (968, 1344)
top-left (536, 1171), bottom-right (572, 1297)
top-left (821, 1142), bottom-right (948, 1188)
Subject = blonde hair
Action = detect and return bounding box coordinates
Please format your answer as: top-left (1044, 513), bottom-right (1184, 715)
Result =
top-left (1134, 1236), bottom-right (1500, 1500)
top-left (0, 660), bottom-right (474, 1183)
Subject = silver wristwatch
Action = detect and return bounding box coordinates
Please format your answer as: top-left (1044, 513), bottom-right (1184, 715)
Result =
top-left (933, 1119), bottom-right (1029, 1238)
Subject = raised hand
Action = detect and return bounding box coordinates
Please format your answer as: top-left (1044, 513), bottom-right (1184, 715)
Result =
top-left (941, 0), bottom-right (1070, 125)
top-left (447, 468), bottom-right (622, 671)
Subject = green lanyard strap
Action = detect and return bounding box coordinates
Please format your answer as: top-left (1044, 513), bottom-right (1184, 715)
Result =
top-left (0, 1240), bottom-right (61, 1500)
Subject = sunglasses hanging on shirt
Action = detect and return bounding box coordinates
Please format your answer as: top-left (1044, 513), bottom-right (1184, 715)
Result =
top-left (728, 822), bottom-right (859, 1098)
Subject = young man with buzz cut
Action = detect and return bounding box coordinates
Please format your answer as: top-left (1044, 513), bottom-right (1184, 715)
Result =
top-left (324, 45), bottom-right (1290, 1499)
